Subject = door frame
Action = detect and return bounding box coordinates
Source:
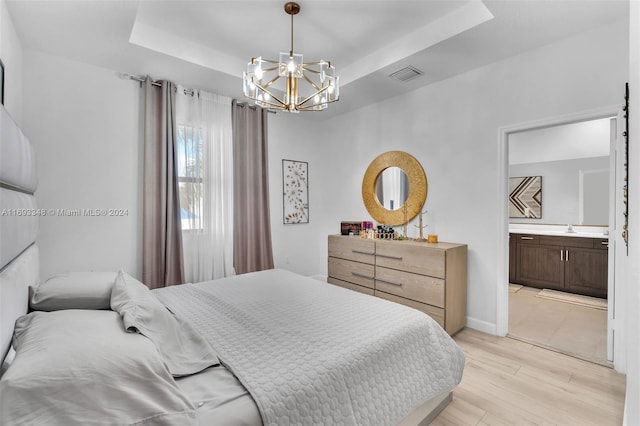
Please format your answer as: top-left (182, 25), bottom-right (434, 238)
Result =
top-left (496, 105), bottom-right (621, 363)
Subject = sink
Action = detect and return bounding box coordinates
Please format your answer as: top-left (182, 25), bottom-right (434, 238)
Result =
top-left (509, 227), bottom-right (608, 239)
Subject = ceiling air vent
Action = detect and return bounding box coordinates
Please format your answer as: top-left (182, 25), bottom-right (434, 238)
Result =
top-left (389, 66), bottom-right (424, 82)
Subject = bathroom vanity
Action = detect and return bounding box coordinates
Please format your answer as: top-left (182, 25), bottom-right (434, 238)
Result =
top-left (509, 231), bottom-right (608, 299)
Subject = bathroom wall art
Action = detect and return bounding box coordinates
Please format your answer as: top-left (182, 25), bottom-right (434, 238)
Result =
top-left (509, 176), bottom-right (542, 218)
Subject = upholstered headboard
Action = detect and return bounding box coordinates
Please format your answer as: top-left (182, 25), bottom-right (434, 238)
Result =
top-left (0, 104), bottom-right (39, 362)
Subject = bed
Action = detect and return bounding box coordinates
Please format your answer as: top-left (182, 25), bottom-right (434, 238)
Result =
top-left (0, 104), bottom-right (465, 425)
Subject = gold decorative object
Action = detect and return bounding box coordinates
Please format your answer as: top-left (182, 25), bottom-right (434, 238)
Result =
top-left (414, 207), bottom-right (428, 240)
top-left (401, 202), bottom-right (409, 237)
top-left (242, 2), bottom-right (339, 112)
top-left (427, 234), bottom-right (438, 244)
top-left (362, 151), bottom-right (428, 226)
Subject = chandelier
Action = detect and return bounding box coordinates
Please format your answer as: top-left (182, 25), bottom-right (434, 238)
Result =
top-left (242, 2), bottom-right (339, 112)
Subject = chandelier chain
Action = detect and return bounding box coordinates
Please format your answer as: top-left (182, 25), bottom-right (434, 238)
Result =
top-left (290, 9), bottom-right (294, 55)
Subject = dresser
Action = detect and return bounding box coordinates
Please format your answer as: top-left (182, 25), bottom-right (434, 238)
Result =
top-left (327, 235), bottom-right (468, 335)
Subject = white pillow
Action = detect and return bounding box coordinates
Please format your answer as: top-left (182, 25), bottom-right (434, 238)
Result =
top-left (30, 271), bottom-right (117, 310)
top-left (110, 270), bottom-right (219, 377)
top-left (0, 310), bottom-right (196, 425)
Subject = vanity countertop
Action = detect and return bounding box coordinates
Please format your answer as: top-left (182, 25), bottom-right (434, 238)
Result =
top-left (509, 224), bottom-right (609, 239)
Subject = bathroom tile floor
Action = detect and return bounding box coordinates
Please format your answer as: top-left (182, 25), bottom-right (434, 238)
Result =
top-left (508, 285), bottom-right (608, 365)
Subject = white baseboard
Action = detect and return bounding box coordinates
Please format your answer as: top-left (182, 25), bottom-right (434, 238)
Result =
top-left (309, 274), bottom-right (327, 282)
top-left (465, 316), bottom-right (497, 335)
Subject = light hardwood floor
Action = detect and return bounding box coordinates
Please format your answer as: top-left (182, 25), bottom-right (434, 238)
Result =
top-left (432, 328), bottom-right (626, 426)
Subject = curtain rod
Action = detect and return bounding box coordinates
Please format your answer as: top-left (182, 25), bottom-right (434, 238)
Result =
top-left (234, 102), bottom-right (277, 114)
top-left (119, 73), bottom-right (195, 96)
top-left (119, 72), bottom-right (275, 113)
top-left (120, 73), bottom-right (161, 87)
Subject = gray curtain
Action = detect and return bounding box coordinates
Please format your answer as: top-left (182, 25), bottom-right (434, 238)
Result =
top-left (232, 101), bottom-right (274, 274)
top-left (142, 77), bottom-right (185, 288)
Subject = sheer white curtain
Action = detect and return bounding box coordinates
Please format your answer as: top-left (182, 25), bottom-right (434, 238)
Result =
top-left (176, 87), bottom-right (234, 282)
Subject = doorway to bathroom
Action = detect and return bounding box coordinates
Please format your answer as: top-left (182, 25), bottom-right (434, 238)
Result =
top-left (498, 108), bottom-right (622, 366)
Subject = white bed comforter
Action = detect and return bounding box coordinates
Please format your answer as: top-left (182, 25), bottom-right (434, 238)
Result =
top-left (153, 269), bottom-right (464, 426)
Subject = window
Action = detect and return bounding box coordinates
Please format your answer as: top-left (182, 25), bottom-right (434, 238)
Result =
top-left (177, 125), bottom-right (203, 231)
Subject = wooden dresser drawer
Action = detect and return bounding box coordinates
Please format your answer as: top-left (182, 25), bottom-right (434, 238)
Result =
top-left (328, 257), bottom-right (375, 289)
top-left (375, 240), bottom-right (445, 278)
top-left (375, 266), bottom-right (444, 307)
top-left (375, 290), bottom-right (445, 328)
top-left (328, 277), bottom-right (375, 296)
top-left (328, 235), bottom-right (375, 264)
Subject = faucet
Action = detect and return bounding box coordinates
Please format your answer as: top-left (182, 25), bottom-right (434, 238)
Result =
top-left (566, 224), bottom-right (576, 233)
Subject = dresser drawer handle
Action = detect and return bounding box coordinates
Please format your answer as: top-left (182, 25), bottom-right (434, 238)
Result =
top-left (601, 241), bottom-right (609, 246)
top-left (352, 272), bottom-right (375, 280)
top-left (352, 249), bottom-right (375, 256)
top-left (376, 278), bottom-right (402, 287)
top-left (520, 236), bottom-right (534, 240)
top-left (376, 253), bottom-right (404, 261)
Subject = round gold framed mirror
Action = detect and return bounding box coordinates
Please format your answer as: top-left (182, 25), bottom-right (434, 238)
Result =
top-left (362, 151), bottom-right (427, 225)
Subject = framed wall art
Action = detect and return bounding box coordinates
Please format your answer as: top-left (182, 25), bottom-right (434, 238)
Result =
top-left (282, 159), bottom-right (309, 224)
top-left (509, 176), bottom-right (542, 218)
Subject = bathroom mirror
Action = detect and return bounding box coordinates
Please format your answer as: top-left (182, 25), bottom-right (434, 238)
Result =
top-left (362, 151), bottom-right (427, 225)
top-left (509, 118), bottom-right (611, 226)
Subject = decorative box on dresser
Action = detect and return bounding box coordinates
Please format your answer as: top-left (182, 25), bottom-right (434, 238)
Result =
top-left (327, 235), bottom-right (468, 335)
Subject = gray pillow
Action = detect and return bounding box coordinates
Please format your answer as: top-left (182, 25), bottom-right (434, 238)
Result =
top-left (30, 271), bottom-right (117, 311)
top-left (110, 270), bottom-right (219, 377)
top-left (0, 310), bottom-right (196, 425)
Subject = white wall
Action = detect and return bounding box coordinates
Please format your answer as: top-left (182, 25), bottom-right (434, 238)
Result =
top-left (268, 113), bottom-right (332, 276)
top-left (267, 19), bottom-right (628, 332)
top-left (21, 50), bottom-right (142, 281)
top-left (0, 0), bottom-right (23, 124)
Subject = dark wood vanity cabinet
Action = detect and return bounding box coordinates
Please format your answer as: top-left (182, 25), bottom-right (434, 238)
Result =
top-left (509, 234), bottom-right (517, 283)
top-left (564, 241), bottom-right (608, 297)
top-left (516, 239), bottom-right (565, 289)
top-left (511, 233), bottom-right (608, 299)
